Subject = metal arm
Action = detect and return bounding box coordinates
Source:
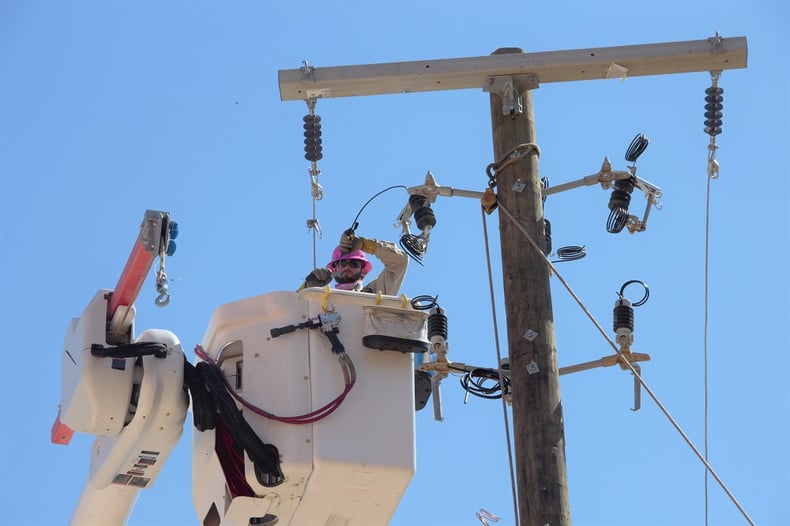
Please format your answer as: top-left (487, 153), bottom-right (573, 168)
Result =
top-left (399, 161), bottom-right (662, 236)
top-left (108, 210), bottom-right (176, 344)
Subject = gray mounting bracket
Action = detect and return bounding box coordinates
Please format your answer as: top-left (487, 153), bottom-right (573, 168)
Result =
top-left (483, 74), bottom-right (540, 115)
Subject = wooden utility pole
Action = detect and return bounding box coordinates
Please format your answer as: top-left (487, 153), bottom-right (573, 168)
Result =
top-left (487, 47), bottom-right (569, 525)
top-left (278, 36), bottom-right (747, 525)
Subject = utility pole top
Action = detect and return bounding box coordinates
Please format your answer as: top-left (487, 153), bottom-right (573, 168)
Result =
top-left (278, 36), bottom-right (747, 101)
top-left (276, 34), bottom-right (749, 526)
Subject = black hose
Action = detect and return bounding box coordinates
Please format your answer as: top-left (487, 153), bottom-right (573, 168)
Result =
top-left (196, 361), bottom-right (284, 487)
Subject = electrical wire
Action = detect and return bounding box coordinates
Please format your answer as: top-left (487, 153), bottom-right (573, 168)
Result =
top-left (703, 69), bottom-right (723, 526)
top-left (625, 133), bottom-right (649, 163)
top-left (459, 368), bottom-right (511, 400)
top-left (619, 279), bottom-right (650, 306)
top-left (410, 294), bottom-right (440, 310)
top-left (215, 418), bottom-right (256, 498)
top-left (495, 201), bottom-right (756, 526)
top-left (193, 359), bottom-right (284, 487)
top-left (703, 157), bottom-right (713, 526)
top-left (551, 245), bottom-right (586, 263)
top-left (194, 344), bottom-right (356, 425)
top-left (347, 185), bottom-right (408, 232)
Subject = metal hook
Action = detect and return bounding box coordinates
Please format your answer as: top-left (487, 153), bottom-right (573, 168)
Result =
top-left (155, 266), bottom-right (170, 307)
top-left (155, 290), bottom-right (170, 307)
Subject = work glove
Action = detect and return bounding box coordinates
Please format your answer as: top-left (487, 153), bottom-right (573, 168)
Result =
top-left (303, 267), bottom-right (333, 288)
top-left (339, 228), bottom-right (364, 254)
top-left (360, 237), bottom-right (378, 254)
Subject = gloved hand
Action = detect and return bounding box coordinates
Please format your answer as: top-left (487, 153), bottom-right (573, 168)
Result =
top-left (360, 237), bottom-right (378, 254)
top-left (339, 228), bottom-right (364, 254)
top-left (303, 267), bottom-right (333, 288)
top-left (338, 229), bottom-right (355, 254)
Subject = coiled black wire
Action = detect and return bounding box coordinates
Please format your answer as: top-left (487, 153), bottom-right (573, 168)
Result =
top-left (619, 279), bottom-right (650, 306)
top-left (552, 245), bottom-right (586, 262)
top-left (625, 133), bottom-right (649, 163)
top-left (399, 234), bottom-right (425, 266)
top-left (460, 368), bottom-right (511, 400)
top-left (410, 294), bottom-right (440, 311)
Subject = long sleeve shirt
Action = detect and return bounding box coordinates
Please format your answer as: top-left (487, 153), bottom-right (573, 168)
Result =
top-left (358, 240), bottom-right (408, 296)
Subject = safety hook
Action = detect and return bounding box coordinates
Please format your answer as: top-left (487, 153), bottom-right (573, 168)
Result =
top-left (155, 267), bottom-right (170, 307)
top-left (155, 289), bottom-right (170, 307)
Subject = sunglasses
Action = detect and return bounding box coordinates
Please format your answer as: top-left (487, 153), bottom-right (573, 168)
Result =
top-left (335, 259), bottom-right (363, 269)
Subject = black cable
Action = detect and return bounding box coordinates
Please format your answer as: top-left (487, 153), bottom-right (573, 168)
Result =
top-left (348, 185), bottom-right (408, 232)
top-left (619, 279), bottom-right (650, 306)
top-left (410, 294), bottom-right (439, 311)
top-left (552, 245), bottom-right (587, 263)
top-left (196, 361), bottom-right (284, 487)
top-left (460, 367), bottom-right (511, 400)
top-left (625, 133), bottom-right (649, 163)
top-left (399, 234), bottom-right (426, 266)
top-left (183, 358), bottom-right (216, 432)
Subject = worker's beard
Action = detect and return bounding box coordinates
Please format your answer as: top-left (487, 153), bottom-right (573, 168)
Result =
top-left (334, 270), bottom-right (364, 286)
top-left (335, 280), bottom-right (361, 291)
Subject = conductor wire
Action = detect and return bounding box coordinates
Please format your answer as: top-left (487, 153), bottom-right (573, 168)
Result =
top-left (495, 201), bottom-right (755, 526)
top-left (703, 147), bottom-right (713, 526)
top-left (347, 185), bottom-right (407, 232)
top-left (703, 68), bottom-right (722, 526)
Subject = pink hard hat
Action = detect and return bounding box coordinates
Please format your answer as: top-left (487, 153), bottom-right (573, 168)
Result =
top-left (328, 247), bottom-right (373, 274)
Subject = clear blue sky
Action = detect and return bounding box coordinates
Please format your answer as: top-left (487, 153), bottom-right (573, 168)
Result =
top-left (2, 1), bottom-right (788, 525)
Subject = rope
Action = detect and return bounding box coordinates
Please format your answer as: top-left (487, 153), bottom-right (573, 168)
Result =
top-left (480, 206), bottom-right (520, 526)
top-left (495, 201), bottom-right (755, 526)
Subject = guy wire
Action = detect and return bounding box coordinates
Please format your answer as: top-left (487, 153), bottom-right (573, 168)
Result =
top-left (480, 206), bottom-right (520, 526)
top-left (496, 201), bottom-right (755, 526)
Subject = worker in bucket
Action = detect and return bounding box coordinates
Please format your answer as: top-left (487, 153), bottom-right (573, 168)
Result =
top-left (302, 228), bottom-right (408, 295)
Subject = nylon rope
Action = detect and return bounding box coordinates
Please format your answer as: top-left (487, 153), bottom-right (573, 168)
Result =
top-left (495, 201), bottom-right (755, 526)
top-left (480, 206), bottom-right (520, 526)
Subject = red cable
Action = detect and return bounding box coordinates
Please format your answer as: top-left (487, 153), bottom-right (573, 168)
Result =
top-left (194, 345), bottom-right (355, 424)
